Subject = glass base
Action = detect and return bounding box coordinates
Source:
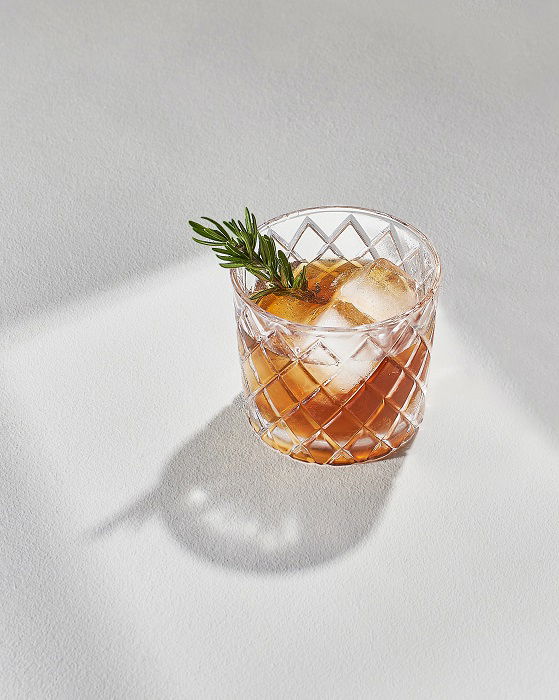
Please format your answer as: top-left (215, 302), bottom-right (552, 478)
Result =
top-left (249, 412), bottom-right (419, 466)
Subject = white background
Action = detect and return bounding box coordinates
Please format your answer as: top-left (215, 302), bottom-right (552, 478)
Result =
top-left (1, 1), bottom-right (558, 698)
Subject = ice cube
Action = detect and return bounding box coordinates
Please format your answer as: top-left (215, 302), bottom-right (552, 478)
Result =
top-left (301, 259), bottom-right (361, 297)
top-left (259, 294), bottom-right (322, 325)
top-left (333, 258), bottom-right (418, 323)
top-left (308, 299), bottom-right (374, 329)
top-left (254, 259), bottom-right (418, 400)
top-left (300, 259), bottom-right (417, 396)
top-left (302, 299), bottom-right (382, 396)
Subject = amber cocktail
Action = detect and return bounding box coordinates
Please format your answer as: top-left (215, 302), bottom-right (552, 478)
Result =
top-left (231, 207), bottom-right (440, 465)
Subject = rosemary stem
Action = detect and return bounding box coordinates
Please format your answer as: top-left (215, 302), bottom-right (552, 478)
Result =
top-left (189, 208), bottom-right (309, 303)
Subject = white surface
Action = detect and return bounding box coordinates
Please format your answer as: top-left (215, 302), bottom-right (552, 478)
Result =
top-left (1, 1), bottom-right (559, 698)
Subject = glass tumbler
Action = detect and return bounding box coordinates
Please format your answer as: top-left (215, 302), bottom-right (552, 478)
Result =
top-left (231, 206), bottom-right (441, 465)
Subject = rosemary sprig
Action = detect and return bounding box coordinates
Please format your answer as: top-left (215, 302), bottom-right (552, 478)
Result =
top-left (189, 207), bottom-right (309, 301)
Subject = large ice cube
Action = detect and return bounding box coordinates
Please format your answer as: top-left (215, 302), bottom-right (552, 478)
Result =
top-left (255, 259), bottom-right (418, 400)
top-left (259, 294), bottom-right (322, 325)
top-left (299, 300), bottom-right (380, 396)
top-left (333, 257), bottom-right (418, 323)
top-left (300, 260), bottom-right (418, 396)
top-left (308, 299), bottom-right (374, 329)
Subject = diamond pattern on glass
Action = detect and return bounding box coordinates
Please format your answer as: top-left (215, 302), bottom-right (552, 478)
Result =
top-left (233, 207), bottom-right (439, 465)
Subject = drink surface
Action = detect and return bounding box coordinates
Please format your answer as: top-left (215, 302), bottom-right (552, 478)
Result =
top-left (259, 257), bottom-right (419, 326)
top-left (240, 259), bottom-right (433, 464)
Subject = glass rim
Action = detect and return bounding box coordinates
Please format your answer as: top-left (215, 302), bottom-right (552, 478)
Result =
top-left (230, 205), bottom-right (442, 333)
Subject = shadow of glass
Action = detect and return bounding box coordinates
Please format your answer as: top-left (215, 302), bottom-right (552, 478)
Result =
top-left (92, 396), bottom-right (407, 574)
